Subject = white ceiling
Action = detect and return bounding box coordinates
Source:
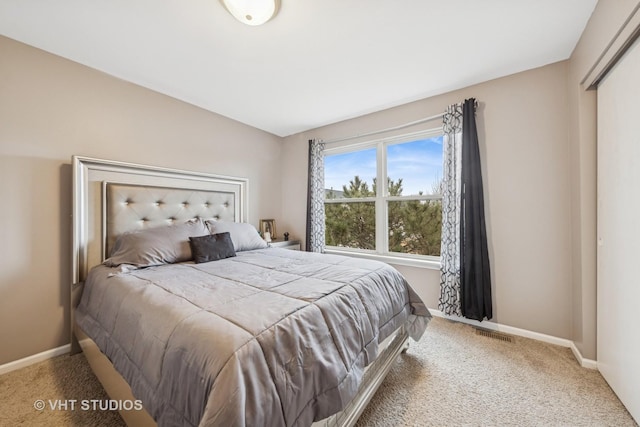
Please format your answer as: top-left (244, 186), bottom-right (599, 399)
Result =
top-left (0, 0), bottom-right (597, 137)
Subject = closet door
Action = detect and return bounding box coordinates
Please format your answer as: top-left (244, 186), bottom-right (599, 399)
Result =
top-left (597, 36), bottom-right (640, 422)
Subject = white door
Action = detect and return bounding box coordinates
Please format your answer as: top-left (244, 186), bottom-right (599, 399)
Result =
top-left (597, 36), bottom-right (640, 422)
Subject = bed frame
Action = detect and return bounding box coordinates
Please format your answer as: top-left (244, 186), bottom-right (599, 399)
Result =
top-left (71, 155), bottom-right (408, 427)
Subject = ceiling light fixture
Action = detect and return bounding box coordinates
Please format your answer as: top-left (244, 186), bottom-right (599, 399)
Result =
top-left (220, 0), bottom-right (280, 26)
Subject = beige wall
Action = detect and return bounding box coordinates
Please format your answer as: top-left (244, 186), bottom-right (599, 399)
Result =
top-left (283, 62), bottom-right (574, 340)
top-left (0, 36), bottom-right (283, 365)
top-left (567, 0), bottom-right (640, 360)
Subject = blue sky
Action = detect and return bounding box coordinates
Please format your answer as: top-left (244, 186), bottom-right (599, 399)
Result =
top-left (325, 136), bottom-right (443, 196)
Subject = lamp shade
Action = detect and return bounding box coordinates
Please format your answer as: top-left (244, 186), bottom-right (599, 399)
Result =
top-left (221, 0), bottom-right (279, 26)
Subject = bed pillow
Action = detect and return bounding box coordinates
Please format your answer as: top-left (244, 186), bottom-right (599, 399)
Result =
top-left (189, 232), bottom-right (236, 263)
top-left (205, 220), bottom-right (268, 252)
top-left (104, 219), bottom-right (209, 268)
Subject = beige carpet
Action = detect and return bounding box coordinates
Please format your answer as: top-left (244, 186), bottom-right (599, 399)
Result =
top-left (0, 317), bottom-right (636, 426)
top-left (357, 317), bottom-right (637, 426)
top-left (0, 346), bottom-right (124, 427)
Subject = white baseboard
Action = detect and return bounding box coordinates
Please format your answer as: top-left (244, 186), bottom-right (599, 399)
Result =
top-left (0, 344), bottom-right (71, 376)
top-left (429, 309), bottom-right (598, 369)
top-left (0, 313), bottom-right (600, 375)
top-left (570, 342), bottom-right (598, 369)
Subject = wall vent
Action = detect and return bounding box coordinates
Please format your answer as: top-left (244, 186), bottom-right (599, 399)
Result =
top-left (475, 328), bottom-right (514, 343)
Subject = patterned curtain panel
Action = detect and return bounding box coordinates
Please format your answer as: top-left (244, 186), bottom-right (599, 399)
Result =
top-left (438, 103), bottom-right (463, 316)
top-left (306, 139), bottom-right (326, 252)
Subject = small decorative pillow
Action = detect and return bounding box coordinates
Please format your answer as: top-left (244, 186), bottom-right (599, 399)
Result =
top-left (189, 232), bottom-right (237, 263)
top-left (104, 219), bottom-right (209, 268)
top-left (205, 220), bottom-right (268, 252)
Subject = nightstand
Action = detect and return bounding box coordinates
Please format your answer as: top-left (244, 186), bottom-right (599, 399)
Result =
top-left (269, 238), bottom-right (301, 250)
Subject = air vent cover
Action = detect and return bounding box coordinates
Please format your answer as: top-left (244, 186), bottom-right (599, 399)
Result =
top-left (475, 328), bottom-right (514, 343)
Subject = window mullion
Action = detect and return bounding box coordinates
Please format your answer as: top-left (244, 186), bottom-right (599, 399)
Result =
top-left (324, 197), bottom-right (377, 204)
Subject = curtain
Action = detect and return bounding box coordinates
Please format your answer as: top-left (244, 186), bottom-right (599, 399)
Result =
top-left (460, 98), bottom-right (492, 321)
top-left (439, 98), bottom-right (492, 321)
top-left (438, 103), bottom-right (463, 316)
top-left (306, 139), bottom-right (326, 252)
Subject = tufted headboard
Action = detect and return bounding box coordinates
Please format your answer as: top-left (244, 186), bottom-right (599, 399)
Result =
top-left (104, 183), bottom-right (236, 258)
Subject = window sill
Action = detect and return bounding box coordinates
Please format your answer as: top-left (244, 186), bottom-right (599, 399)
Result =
top-left (324, 248), bottom-right (441, 270)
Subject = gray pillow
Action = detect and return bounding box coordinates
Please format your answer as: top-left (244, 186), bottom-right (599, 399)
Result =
top-left (189, 232), bottom-right (236, 263)
top-left (104, 219), bottom-right (209, 268)
top-left (205, 220), bottom-right (268, 252)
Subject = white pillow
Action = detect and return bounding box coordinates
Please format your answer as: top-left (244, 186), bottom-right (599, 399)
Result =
top-left (206, 220), bottom-right (268, 252)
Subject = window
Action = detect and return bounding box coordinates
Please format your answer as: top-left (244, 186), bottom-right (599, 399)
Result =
top-left (324, 129), bottom-right (443, 263)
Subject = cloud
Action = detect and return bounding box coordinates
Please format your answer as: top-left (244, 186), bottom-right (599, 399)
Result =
top-left (325, 149), bottom-right (376, 191)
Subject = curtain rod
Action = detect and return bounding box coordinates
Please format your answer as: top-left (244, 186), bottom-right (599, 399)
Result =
top-left (322, 111), bottom-right (444, 145)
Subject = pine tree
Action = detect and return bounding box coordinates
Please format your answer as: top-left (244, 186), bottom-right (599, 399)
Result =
top-left (325, 176), bottom-right (443, 255)
top-left (325, 176), bottom-right (375, 249)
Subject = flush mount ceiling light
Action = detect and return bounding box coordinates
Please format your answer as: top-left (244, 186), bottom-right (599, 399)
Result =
top-left (220, 0), bottom-right (280, 26)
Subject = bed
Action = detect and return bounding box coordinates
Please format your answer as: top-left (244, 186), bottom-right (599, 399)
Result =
top-left (71, 156), bottom-right (431, 427)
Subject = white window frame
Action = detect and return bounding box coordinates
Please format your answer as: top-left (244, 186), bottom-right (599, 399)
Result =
top-left (323, 127), bottom-right (443, 269)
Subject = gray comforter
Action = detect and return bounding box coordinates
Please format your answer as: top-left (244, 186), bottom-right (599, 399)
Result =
top-left (76, 248), bottom-right (430, 427)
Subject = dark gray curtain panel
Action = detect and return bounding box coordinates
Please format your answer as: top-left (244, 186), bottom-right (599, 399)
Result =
top-left (459, 98), bottom-right (492, 321)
